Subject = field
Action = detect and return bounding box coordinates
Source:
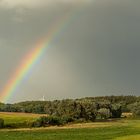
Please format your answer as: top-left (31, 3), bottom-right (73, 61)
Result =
top-left (0, 112), bottom-right (139, 140)
top-left (0, 112), bottom-right (47, 125)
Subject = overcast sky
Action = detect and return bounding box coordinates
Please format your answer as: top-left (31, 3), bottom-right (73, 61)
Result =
top-left (0, 0), bottom-right (140, 103)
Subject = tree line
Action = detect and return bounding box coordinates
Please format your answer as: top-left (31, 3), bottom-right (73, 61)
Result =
top-left (0, 95), bottom-right (139, 120)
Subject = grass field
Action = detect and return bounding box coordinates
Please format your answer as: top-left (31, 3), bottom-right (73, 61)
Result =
top-left (0, 112), bottom-right (139, 140)
top-left (0, 112), bottom-right (47, 125)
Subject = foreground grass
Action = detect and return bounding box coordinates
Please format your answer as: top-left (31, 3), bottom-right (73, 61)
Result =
top-left (114, 134), bottom-right (140, 140)
top-left (0, 119), bottom-right (139, 140)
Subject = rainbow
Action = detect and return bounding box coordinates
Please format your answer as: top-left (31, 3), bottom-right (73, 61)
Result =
top-left (0, 8), bottom-right (82, 103)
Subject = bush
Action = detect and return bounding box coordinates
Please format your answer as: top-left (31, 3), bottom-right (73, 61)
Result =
top-left (128, 102), bottom-right (140, 117)
top-left (111, 104), bottom-right (122, 118)
top-left (97, 108), bottom-right (111, 119)
top-left (4, 122), bottom-right (29, 128)
top-left (0, 118), bottom-right (4, 128)
top-left (4, 120), bottom-right (36, 128)
top-left (61, 116), bottom-right (74, 124)
top-left (26, 121), bottom-right (35, 128)
top-left (34, 116), bottom-right (63, 127)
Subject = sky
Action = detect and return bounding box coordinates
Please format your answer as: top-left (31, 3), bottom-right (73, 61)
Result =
top-left (0, 0), bottom-right (140, 103)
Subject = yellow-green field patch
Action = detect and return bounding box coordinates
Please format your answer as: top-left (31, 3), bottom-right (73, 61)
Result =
top-left (0, 112), bottom-right (47, 124)
top-left (114, 134), bottom-right (140, 140)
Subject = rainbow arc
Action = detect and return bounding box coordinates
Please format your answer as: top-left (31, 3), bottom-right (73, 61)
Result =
top-left (0, 7), bottom-right (83, 103)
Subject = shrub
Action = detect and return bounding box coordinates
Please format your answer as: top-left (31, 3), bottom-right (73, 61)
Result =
top-left (61, 116), bottom-right (74, 124)
top-left (128, 102), bottom-right (140, 117)
top-left (111, 104), bottom-right (122, 118)
top-left (34, 116), bottom-right (63, 127)
top-left (98, 108), bottom-right (111, 119)
top-left (4, 122), bottom-right (28, 128)
top-left (26, 121), bottom-right (35, 128)
top-left (0, 118), bottom-right (4, 128)
top-left (4, 120), bottom-right (37, 128)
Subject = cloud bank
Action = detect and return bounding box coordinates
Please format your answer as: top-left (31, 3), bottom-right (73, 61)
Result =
top-left (0, 0), bottom-right (92, 9)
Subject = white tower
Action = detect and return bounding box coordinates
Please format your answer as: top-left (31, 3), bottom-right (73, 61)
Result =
top-left (42, 95), bottom-right (45, 101)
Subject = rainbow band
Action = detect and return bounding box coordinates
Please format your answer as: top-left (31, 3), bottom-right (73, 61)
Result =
top-left (0, 7), bottom-right (82, 103)
top-left (0, 41), bottom-right (47, 103)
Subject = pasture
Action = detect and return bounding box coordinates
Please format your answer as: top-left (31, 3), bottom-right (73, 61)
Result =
top-left (0, 112), bottom-right (139, 140)
top-left (0, 112), bottom-right (47, 125)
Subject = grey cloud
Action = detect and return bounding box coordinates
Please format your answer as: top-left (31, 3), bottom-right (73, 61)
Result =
top-left (0, 0), bottom-right (92, 9)
top-left (0, 0), bottom-right (140, 103)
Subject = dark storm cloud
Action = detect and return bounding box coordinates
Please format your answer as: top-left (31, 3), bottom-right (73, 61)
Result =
top-left (0, 0), bottom-right (140, 103)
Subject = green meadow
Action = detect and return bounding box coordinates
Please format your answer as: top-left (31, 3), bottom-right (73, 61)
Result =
top-left (0, 112), bottom-right (139, 140)
top-left (0, 112), bottom-right (47, 125)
